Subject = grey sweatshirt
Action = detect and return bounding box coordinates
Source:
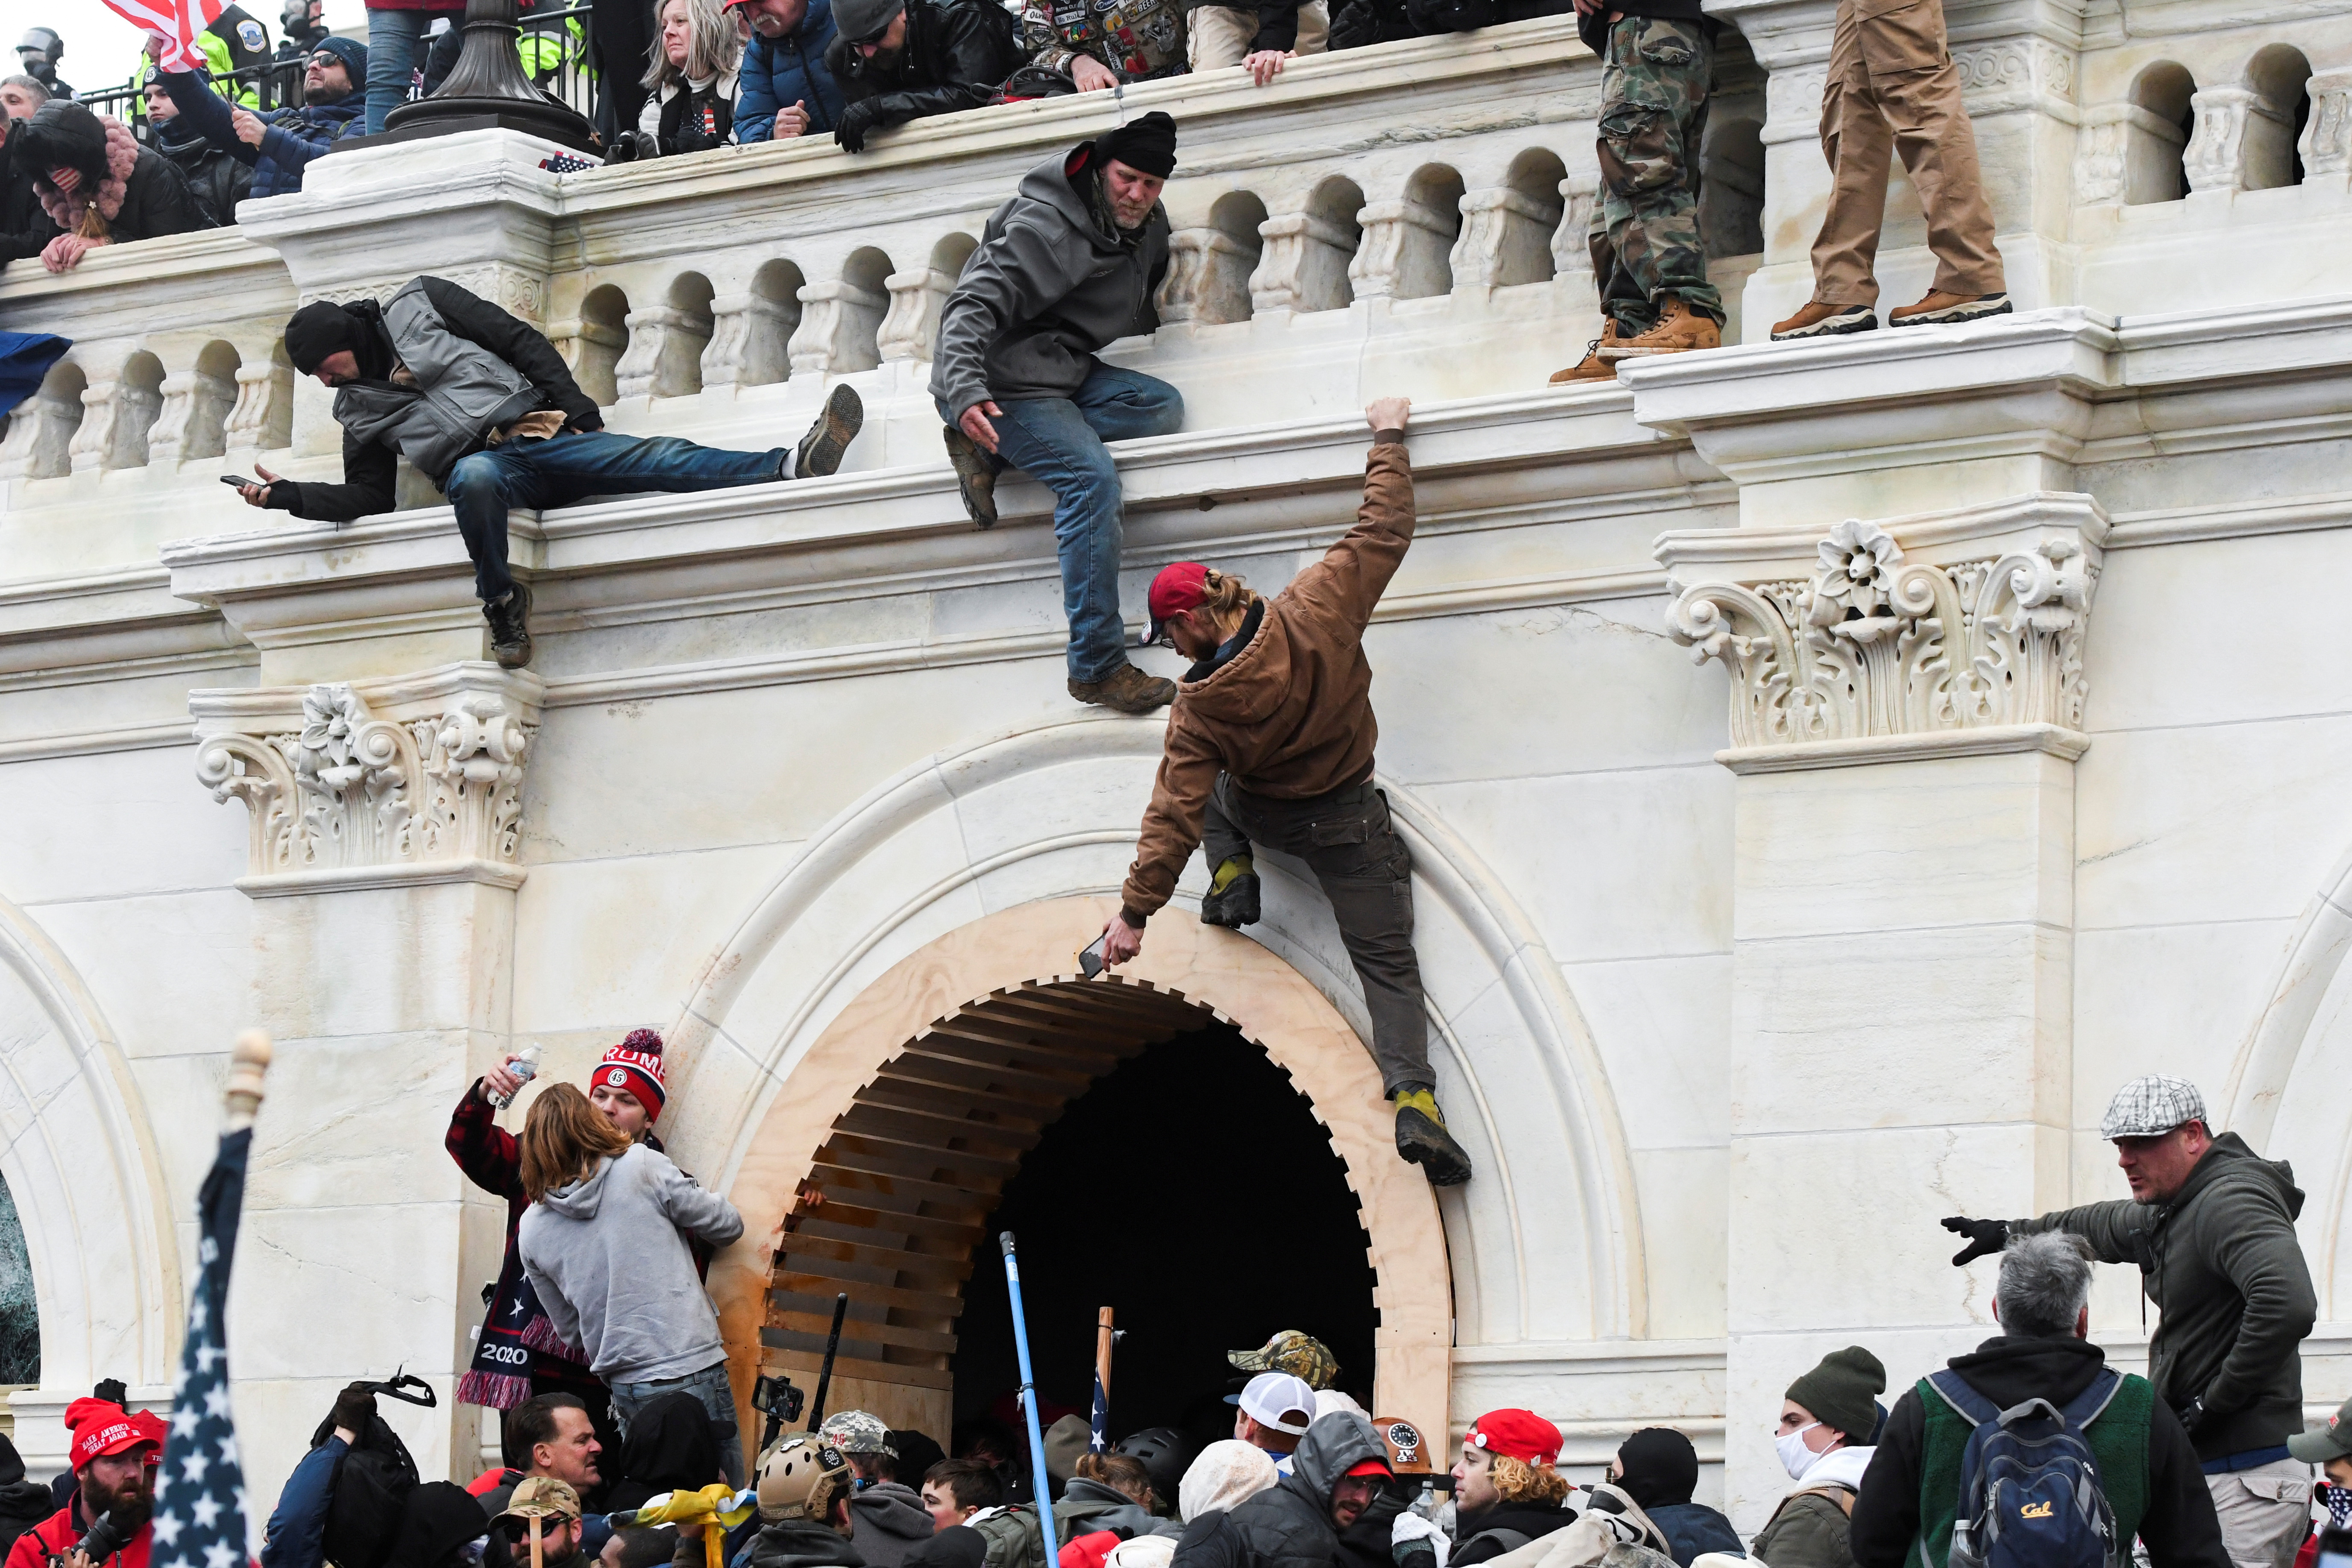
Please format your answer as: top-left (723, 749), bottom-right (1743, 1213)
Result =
top-left (929, 147), bottom-right (1170, 425)
top-left (518, 1142), bottom-right (745, 1383)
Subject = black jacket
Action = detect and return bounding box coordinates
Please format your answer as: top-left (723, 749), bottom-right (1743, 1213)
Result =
top-left (603, 1391), bottom-right (722, 1512)
top-left (2015, 1133), bottom-right (2318, 1460)
top-left (1190, 1417), bottom-right (1387, 1568)
top-left (1452, 1502), bottom-right (1576, 1567)
top-left (743, 1518), bottom-right (867, 1568)
top-left (155, 122), bottom-right (250, 226)
top-left (1644, 1504), bottom-right (1742, 1568)
top-left (0, 164), bottom-right (56, 265)
top-left (649, 77), bottom-right (736, 155)
top-left (1848, 1335), bottom-right (2228, 1568)
top-left (1173, 1508), bottom-right (1247, 1568)
top-left (0, 1436), bottom-right (54, 1559)
top-left (826, 0), bottom-right (1021, 132)
top-left (273, 275), bottom-right (603, 522)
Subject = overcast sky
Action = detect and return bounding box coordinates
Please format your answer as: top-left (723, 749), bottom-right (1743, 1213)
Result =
top-left (0, 0), bottom-right (370, 97)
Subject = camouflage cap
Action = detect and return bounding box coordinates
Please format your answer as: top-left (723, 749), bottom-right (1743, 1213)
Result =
top-left (497, 1475), bottom-right (583, 1526)
top-left (1227, 1331), bottom-right (1340, 1390)
top-left (818, 1410), bottom-right (896, 1457)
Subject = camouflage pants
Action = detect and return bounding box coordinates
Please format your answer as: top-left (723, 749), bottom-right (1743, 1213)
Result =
top-left (1588, 15), bottom-right (1724, 332)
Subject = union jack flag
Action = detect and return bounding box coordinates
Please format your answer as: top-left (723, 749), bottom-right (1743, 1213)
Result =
top-left (150, 1120), bottom-right (255, 1568)
top-left (97, 0), bottom-right (228, 75)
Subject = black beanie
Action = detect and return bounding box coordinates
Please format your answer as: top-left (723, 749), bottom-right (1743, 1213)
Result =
top-left (1613, 1428), bottom-right (1697, 1510)
top-left (282, 300), bottom-right (370, 375)
top-left (1092, 111), bottom-right (1177, 179)
top-left (11, 100), bottom-right (108, 191)
top-left (1786, 1346), bottom-right (1886, 1443)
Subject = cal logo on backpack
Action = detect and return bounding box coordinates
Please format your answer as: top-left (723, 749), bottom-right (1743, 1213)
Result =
top-left (1928, 1367), bottom-right (2123, 1568)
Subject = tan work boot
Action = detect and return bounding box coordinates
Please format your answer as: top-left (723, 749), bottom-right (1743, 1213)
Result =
top-left (1069, 662), bottom-right (1176, 714)
top-left (1770, 300), bottom-right (1878, 341)
top-left (1888, 290), bottom-right (2013, 328)
top-left (1548, 322), bottom-right (1622, 384)
top-left (1607, 298), bottom-right (1721, 360)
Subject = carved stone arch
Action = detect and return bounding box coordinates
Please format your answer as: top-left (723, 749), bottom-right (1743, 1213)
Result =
top-left (651, 712), bottom-right (1645, 1438)
top-left (0, 894), bottom-right (179, 1473)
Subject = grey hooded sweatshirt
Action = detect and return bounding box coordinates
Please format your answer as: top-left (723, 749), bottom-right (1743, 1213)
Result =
top-left (518, 1142), bottom-right (745, 1383)
top-left (848, 1483), bottom-right (937, 1568)
top-left (929, 144), bottom-right (1170, 426)
top-left (1189, 1415), bottom-right (1387, 1568)
top-left (2013, 1131), bottom-right (2317, 1460)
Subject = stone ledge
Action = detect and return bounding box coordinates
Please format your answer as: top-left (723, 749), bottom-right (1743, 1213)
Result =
top-left (1716, 722), bottom-right (2092, 774)
top-left (234, 858), bottom-right (529, 897)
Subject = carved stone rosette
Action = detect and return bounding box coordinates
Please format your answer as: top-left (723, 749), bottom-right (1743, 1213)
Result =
top-left (194, 666), bottom-right (540, 891)
top-left (1664, 518), bottom-right (2098, 751)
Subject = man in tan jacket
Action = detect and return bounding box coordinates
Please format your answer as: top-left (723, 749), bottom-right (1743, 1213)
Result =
top-left (1093, 397), bottom-right (1472, 1187)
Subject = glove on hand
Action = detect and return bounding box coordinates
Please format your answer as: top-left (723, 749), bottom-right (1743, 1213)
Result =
top-left (331, 1381), bottom-right (377, 1436)
top-left (834, 100), bottom-right (883, 152)
top-left (1942, 1216), bottom-right (2010, 1266)
top-left (2173, 1395), bottom-right (2208, 1436)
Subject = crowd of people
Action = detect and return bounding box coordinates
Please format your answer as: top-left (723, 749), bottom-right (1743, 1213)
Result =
top-left (0, 1066), bottom-right (2345, 1568)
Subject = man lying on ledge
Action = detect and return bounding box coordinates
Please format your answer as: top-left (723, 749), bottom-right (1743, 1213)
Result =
top-left (235, 275), bottom-right (864, 670)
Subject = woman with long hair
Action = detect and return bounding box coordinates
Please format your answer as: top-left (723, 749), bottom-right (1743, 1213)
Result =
top-left (633, 0), bottom-right (741, 155)
top-left (517, 1081), bottom-right (748, 1485)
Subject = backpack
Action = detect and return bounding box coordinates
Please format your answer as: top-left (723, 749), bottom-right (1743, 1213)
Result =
top-left (309, 1410), bottom-right (422, 1568)
top-left (970, 1506), bottom-right (1047, 1568)
top-left (1927, 1367), bottom-right (2124, 1568)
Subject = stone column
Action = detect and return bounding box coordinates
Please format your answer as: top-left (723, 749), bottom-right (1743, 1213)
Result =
top-left (789, 278), bottom-right (889, 375)
top-left (1157, 228), bottom-right (1258, 325)
top-left (188, 662), bottom-right (542, 1487)
top-left (877, 266), bottom-right (961, 364)
top-left (1248, 210), bottom-right (1359, 317)
top-left (615, 300), bottom-right (716, 401)
top-left (1449, 185), bottom-right (1564, 293)
top-left (702, 292), bottom-right (798, 391)
top-left (2303, 68), bottom-right (2352, 189)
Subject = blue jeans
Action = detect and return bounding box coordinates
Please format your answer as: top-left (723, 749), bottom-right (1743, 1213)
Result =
top-left (937, 364), bottom-right (1183, 684)
top-left (445, 430), bottom-right (785, 604)
top-left (607, 1360), bottom-right (744, 1487)
top-left (362, 8), bottom-right (453, 133)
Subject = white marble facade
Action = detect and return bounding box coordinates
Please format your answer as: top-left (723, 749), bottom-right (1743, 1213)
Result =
top-left (2, 0), bottom-right (2352, 1542)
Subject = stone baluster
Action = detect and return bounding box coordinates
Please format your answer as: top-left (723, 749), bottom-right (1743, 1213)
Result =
top-left (701, 293), bottom-right (798, 391)
top-left (1451, 186), bottom-right (1566, 291)
top-left (2302, 67), bottom-right (2352, 185)
top-left (68, 351), bottom-right (163, 474)
top-left (224, 360), bottom-right (295, 456)
top-left (548, 316), bottom-right (630, 407)
top-left (2071, 108), bottom-right (2130, 205)
top-left (1249, 212), bottom-right (1358, 315)
top-left (1552, 173), bottom-right (1599, 284)
top-left (788, 278), bottom-right (890, 375)
top-left (149, 365), bottom-right (241, 466)
top-left (877, 267), bottom-right (960, 363)
top-left (1349, 199), bottom-right (1458, 303)
top-left (2182, 85), bottom-right (2292, 194)
top-left (1157, 229), bottom-right (1258, 325)
top-left (0, 370), bottom-right (85, 481)
top-left (613, 301), bottom-right (716, 401)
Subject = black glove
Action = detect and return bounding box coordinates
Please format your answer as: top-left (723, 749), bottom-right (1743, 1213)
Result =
top-left (2173, 1395), bottom-right (2208, 1436)
top-left (833, 99), bottom-right (883, 153)
top-left (1941, 1216), bottom-right (2010, 1266)
top-left (330, 1380), bottom-right (377, 1436)
top-left (1393, 1542), bottom-right (1436, 1568)
top-left (92, 1379), bottom-right (128, 1406)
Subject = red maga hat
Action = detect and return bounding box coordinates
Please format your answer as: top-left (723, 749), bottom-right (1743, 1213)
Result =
top-left (1466, 1409), bottom-right (1561, 1467)
top-left (65, 1400), bottom-right (162, 1473)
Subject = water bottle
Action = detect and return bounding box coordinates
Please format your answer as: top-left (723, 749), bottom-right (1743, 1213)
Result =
top-left (487, 1042), bottom-right (542, 1108)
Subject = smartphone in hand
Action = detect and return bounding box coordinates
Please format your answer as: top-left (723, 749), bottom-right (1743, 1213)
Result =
top-left (220, 474), bottom-right (255, 487)
top-left (1076, 932), bottom-right (1109, 978)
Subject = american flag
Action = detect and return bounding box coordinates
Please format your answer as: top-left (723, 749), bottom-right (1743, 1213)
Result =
top-left (96, 0), bottom-right (228, 74)
top-left (150, 1120), bottom-right (255, 1568)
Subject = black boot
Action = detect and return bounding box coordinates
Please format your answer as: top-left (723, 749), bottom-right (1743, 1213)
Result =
top-left (1199, 859), bottom-right (1260, 928)
top-left (1392, 1087), bottom-right (1472, 1186)
top-left (484, 582), bottom-right (533, 669)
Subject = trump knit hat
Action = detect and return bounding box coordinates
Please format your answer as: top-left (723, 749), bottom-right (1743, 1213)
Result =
top-left (592, 1028), bottom-right (666, 1120)
top-left (65, 1400), bottom-right (162, 1473)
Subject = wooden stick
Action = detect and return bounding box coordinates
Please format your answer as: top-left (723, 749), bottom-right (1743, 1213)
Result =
top-left (1095, 1307), bottom-right (1115, 1400)
top-left (528, 1517), bottom-right (543, 1568)
top-left (223, 1030), bottom-right (272, 1133)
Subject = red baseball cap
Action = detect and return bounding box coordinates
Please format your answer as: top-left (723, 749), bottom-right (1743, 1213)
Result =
top-left (1466, 1409), bottom-right (1561, 1467)
top-left (65, 1401), bottom-right (162, 1473)
top-left (1144, 561), bottom-right (1209, 647)
top-left (1343, 1458), bottom-right (1394, 1479)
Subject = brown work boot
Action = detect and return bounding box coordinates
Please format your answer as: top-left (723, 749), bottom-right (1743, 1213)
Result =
top-left (1888, 290), bottom-right (2014, 328)
top-left (1608, 298), bottom-right (1721, 359)
top-left (1771, 300), bottom-right (1878, 341)
top-left (1069, 662), bottom-right (1176, 714)
top-left (1548, 322), bottom-right (1622, 384)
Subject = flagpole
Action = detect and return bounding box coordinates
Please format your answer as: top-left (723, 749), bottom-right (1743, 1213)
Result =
top-left (224, 1029), bottom-right (271, 1130)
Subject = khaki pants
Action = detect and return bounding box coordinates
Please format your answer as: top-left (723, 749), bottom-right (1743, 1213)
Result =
top-left (1188, 0), bottom-right (1328, 67)
top-left (1809, 0), bottom-right (2004, 306)
top-left (2206, 1457), bottom-right (2312, 1568)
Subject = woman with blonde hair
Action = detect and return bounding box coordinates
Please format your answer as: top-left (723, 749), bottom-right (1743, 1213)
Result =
top-left (517, 1080), bottom-right (748, 1483)
top-left (1451, 1410), bottom-right (1576, 1566)
top-left (627, 0), bottom-right (742, 155)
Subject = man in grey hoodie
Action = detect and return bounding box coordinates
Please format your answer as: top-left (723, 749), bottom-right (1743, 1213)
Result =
top-left (1942, 1075), bottom-right (2318, 1568)
top-left (818, 1412), bottom-right (934, 1568)
top-left (930, 111), bottom-right (1184, 716)
top-left (518, 1125), bottom-right (748, 1487)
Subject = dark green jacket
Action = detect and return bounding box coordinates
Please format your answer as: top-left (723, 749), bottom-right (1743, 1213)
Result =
top-left (1753, 1489), bottom-right (1857, 1568)
top-left (2012, 1133), bottom-right (2316, 1460)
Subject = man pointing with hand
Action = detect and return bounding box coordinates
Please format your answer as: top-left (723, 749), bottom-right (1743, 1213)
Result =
top-left (1094, 397), bottom-right (1472, 1189)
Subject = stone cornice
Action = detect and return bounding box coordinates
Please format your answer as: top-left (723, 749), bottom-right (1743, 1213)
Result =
top-left (1717, 723), bottom-right (2092, 774)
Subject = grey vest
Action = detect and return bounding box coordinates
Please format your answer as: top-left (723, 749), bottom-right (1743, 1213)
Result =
top-left (332, 279), bottom-right (542, 486)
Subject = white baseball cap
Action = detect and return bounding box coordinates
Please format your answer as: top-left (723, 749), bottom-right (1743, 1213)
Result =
top-left (1234, 1373), bottom-right (1316, 1436)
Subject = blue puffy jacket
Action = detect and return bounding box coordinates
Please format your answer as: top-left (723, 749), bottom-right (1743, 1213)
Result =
top-left (735, 0), bottom-right (847, 141)
top-left (158, 69), bottom-right (365, 200)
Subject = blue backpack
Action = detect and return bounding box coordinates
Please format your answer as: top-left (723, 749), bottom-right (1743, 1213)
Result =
top-left (1927, 1367), bottom-right (2123, 1568)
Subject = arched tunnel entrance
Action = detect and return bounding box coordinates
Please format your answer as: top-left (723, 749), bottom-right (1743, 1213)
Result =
top-left (756, 977), bottom-right (1383, 1445)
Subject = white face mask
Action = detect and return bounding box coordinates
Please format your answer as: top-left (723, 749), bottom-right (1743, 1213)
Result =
top-left (1775, 1423), bottom-right (1824, 1480)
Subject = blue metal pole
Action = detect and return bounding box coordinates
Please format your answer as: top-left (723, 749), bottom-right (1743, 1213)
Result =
top-left (999, 1231), bottom-right (1062, 1564)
